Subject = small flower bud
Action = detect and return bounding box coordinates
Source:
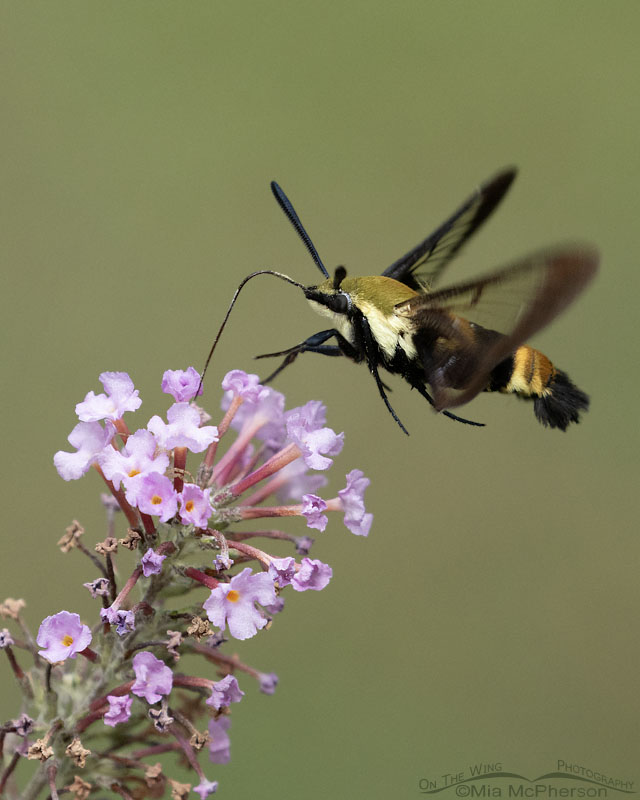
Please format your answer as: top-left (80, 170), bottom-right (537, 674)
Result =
top-left (65, 737), bottom-right (91, 768)
top-left (83, 578), bottom-right (111, 598)
top-left (27, 739), bottom-right (54, 762)
top-left (58, 520), bottom-right (85, 553)
top-left (119, 528), bottom-right (142, 550)
top-left (12, 713), bottom-right (34, 736)
top-left (144, 762), bottom-right (164, 788)
top-left (166, 630), bottom-right (183, 660)
top-left (66, 776), bottom-right (92, 800)
top-left (0, 628), bottom-right (15, 648)
top-left (0, 598), bottom-right (25, 620)
top-left (169, 780), bottom-right (192, 800)
top-left (186, 617), bottom-right (213, 641)
top-left (95, 537), bottom-right (118, 555)
top-left (148, 701), bottom-right (174, 732)
top-left (189, 729), bottom-right (210, 751)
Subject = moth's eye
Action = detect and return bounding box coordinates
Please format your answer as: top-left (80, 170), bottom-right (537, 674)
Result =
top-left (327, 292), bottom-right (350, 314)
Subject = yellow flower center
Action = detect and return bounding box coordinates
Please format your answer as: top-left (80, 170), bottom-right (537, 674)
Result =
top-left (185, 500), bottom-right (195, 512)
top-left (227, 590), bottom-right (240, 603)
top-left (128, 468), bottom-right (141, 478)
top-left (62, 634), bottom-right (74, 647)
top-left (151, 494), bottom-right (163, 505)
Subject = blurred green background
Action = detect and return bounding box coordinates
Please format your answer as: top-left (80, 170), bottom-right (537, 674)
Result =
top-left (2, 2), bottom-right (639, 796)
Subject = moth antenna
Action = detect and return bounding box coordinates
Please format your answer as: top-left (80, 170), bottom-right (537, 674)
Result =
top-left (271, 181), bottom-right (330, 279)
top-left (197, 270), bottom-right (306, 395)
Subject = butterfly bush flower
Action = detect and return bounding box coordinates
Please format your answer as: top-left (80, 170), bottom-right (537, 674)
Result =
top-left (75, 371), bottom-right (141, 422)
top-left (206, 675), bottom-right (245, 710)
top-left (291, 557), bottom-right (333, 591)
top-left (36, 611), bottom-right (92, 663)
top-left (203, 568), bottom-right (277, 640)
top-left (161, 366), bottom-right (203, 402)
top-left (178, 483), bottom-right (212, 528)
top-left (208, 717), bottom-right (232, 764)
top-left (131, 651), bottom-right (173, 703)
top-left (130, 472), bottom-right (179, 521)
top-left (148, 402), bottom-right (218, 452)
top-left (2, 367), bottom-right (371, 797)
top-left (141, 548), bottom-right (167, 577)
top-left (337, 469), bottom-right (373, 536)
top-left (104, 694), bottom-right (133, 727)
top-left (54, 421), bottom-right (115, 481)
top-left (194, 777), bottom-right (219, 798)
top-left (99, 428), bottom-right (169, 491)
top-left (300, 493), bottom-right (329, 531)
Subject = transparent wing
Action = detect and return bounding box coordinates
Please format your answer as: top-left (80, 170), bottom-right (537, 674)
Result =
top-left (394, 246), bottom-right (599, 410)
top-left (382, 168), bottom-right (517, 290)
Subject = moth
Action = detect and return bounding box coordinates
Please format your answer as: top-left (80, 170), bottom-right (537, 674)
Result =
top-left (201, 169), bottom-right (598, 434)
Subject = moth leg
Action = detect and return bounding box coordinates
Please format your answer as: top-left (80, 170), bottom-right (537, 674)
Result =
top-left (410, 380), bottom-right (485, 427)
top-left (358, 315), bottom-right (409, 435)
top-left (256, 329), bottom-right (347, 384)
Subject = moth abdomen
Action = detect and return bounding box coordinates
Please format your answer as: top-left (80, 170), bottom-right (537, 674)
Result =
top-left (488, 344), bottom-right (589, 431)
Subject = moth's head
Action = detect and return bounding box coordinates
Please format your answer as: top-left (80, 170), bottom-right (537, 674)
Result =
top-left (304, 265), bottom-right (352, 314)
top-left (303, 266), bottom-right (351, 314)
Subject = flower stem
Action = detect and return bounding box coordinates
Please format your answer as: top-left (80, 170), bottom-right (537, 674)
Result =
top-left (173, 446), bottom-right (187, 493)
top-left (184, 567), bottom-right (219, 591)
top-left (229, 541), bottom-right (272, 568)
top-left (94, 464), bottom-right (140, 529)
top-left (204, 395), bottom-right (244, 471)
top-left (210, 413), bottom-right (267, 486)
top-left (225, 442), bottom-right (301, 499)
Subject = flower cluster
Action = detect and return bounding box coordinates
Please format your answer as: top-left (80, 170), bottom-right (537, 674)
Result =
top-left (1, 368), bottom-right (371, 798)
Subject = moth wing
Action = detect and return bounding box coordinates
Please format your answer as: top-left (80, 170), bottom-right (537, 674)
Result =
top-left (394, 247), bottom-right (598, 410)
top-left (382, 168), bottom-right (517, 291)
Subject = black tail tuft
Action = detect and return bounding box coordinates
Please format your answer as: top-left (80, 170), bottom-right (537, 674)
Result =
top-left (533, 370), bottom-right (589, 431)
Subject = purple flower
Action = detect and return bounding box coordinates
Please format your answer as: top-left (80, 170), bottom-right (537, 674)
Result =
top-left (161, 367), bottom-right (203, 402)
top-left (284, 400), bottom-right (326, 431)
top-left (203, 568), bottom-right (277, 640)
top-left (100, 607), bottom-right (135, 636)
top-left (104, 694), bottom-right (133, 727)
top-left (294, 535), bottom-right (314, 555)
top-left (222, 383), bottom-right (286, 447)
top-left (285, 407), bottom-right (344, 470)
top-left (206, 674), bottom-right (245, 710)
top-left (147, 402), bottom-right (218, 452)
top-left (263, 595), bottom-right (285, 615)
top-left (54, 421), bottom-right (115, 481)
top-left (178, 483), bottom-right (212, 528)
top-left (291, 558), bottom-right (333, 592)
top-left (300, 493), bottom-right (328, 531)
top-left (257, 672), bottom-right (279, 695)
top-left (114, 610), bottom-right (135, 636)
top-left (76, 372), bottom-right (141, 422)
top-left (128, 473), bottom-right (178, 522)
top-left (338, 469), bottom-right (373, 536)
top-left (131, 652), bottom-right (173, 704)
top-left (99, 428), bottom-right (169, 491)
top-left (36, 611), bottom-right (92, 663)
top-left (268, 556), bottom-right (296, 587)
top-left (0, 629), bottom-right (15, 648)
top-left (213, 553), bottom-right (234, 571)
top-left (194, 778), bottom-right (219, 798)
top-left (274, 460), bottom-right (328, 503)
top-left (12, 714), bottom-right (33, 737)
top-left (100, 605), bottom-right (119, 625)
top-left (221, 369), bottom-right (262, 401)
top-left (208, 716), bottom-right (231, 764)
top-left (141, 548), bottom-right (167, 577)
